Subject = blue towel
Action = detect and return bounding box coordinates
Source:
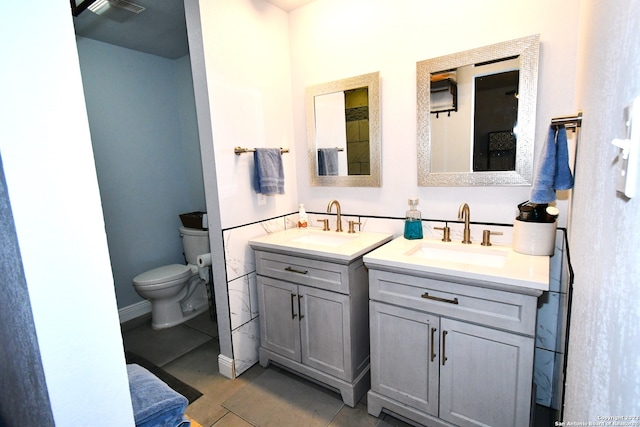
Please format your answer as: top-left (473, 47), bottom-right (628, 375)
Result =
top-left (530, 125), bottom-right (574, 203)
top-left (317, 148), bottom-right (339, 176)
top-left (554, 126), bottom-right (574, 190)
top-left (127, 364), bottom-right (190, 427)
top-left (253, 148), bottom-right (284, 195)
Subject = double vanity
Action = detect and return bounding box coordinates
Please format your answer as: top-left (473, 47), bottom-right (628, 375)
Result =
top-left (246, 32), bottom-right (549, 427)
top-left (249, 216), bottom-right (549, 427)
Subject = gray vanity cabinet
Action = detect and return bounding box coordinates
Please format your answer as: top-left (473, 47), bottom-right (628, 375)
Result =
top-left (258, 275), bottom-right (350, 380)
top-left (438, 317), bottom-right (533, 427)
top-left (254, 249), bottom-right (371, 407)
top-left (370, 301), bottom-right (439, 414)
top-left (367, 268), bottom-right (538, 427)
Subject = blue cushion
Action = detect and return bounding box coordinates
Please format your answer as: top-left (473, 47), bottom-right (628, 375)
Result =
top-left (127, 363), bottom-right (189, 427)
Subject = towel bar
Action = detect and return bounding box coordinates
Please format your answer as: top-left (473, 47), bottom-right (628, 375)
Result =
top-left (234, 146), bottom-right (289, 155)
top-left (317, 147), bottom-right (344, 152)
top-left (551, 111), bottom-right (582, 130)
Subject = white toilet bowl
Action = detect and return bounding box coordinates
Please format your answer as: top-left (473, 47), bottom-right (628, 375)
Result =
top-left (133, 227), bottom-right (211, 329)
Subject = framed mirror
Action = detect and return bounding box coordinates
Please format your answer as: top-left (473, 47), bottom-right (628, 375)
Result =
top-left (306, 72), bottom-right (381, 187)
top-left (417, 35), bottom-right (540, 186)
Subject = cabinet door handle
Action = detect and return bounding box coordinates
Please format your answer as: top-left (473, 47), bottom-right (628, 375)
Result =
top-left (285, 266), bottom-right (308, 275)
top-left (441, 330), bottom-right (448, 366)
top-left (290, 293), bottom-right (297, 319)
top-left (430, 327), bottom-right (436, 362)
top-left (298, 294), bottom-right (304, 320)
top-left (421, 292), bottom-right (459, 305)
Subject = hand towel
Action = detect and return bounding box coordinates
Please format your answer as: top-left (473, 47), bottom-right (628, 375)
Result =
top-left (127, 363), bottom-right (190, 427)
top-left (253, 148), bottom-right (284, 195)
top-left (554, 126), bottom-right (574, 190)
top-left (317, 148), bottom-right (339, 176)
top-left (530, 125), bottom-right (574, 203)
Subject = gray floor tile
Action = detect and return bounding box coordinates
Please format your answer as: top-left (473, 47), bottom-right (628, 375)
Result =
top-left (163, 339), bottom-right (226, 393)
top-left (163, 342), bottom-right (265, 426)
top-left (120, 313), bottom-right (151, 332)
top-left (222, 368), bottom-right (343, 427)
top-left (212, 412), bottom-right (256, 427)
top-left (328, 402), bottom-right (379, 427)
top-left (185, 394), bottom-right (233, 427)
top-left (122, 321), bottom-right (212, 366)
top-left (185, 311), bottom-right (219, 338)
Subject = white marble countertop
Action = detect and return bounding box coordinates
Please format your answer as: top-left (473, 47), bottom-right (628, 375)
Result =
top-left (249, 227), bottom-right (394, 263)
top-left (364, 236), bottom-right (550, 295)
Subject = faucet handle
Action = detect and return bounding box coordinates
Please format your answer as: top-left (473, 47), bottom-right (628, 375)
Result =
top-left (347, 220), bottom-right (361, 234)
top-left (317, 219), bottom-right (330, 231)
top-left (481, 229), bottom-right (503, 246)
top-left (434, 226), bottom-right (451, 242)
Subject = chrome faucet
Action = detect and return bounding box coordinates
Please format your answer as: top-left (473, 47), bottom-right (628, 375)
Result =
top-left (327, 199), bottom-right (343, 232)
top-left (458, 203), bottom-right (471, 244)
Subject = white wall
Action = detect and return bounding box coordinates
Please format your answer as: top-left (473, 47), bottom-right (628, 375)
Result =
top-left (564, 0), bottom-right (640, 419)
top-left (198, 0), bottom-right (299, 229)
top-left (0, 2), bottom-right (134, 425)
top-left (186, 0), bottom-right (299, 371)
top-left (290, 0), bottom-right (580, 227)
top-left (76, 37), bottom-right (205, 309)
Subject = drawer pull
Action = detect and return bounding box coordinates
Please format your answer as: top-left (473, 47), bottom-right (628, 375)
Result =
top-left (421, 292), bottom-right (459, 305)
top-left (290, 293), bottom-right (297, 319)
top-left (430, 327), bottom-right (436, 362)
top-left (285, 266), bottom-right (309, 275)
top-left (442, 330), bottom-right (448, 366)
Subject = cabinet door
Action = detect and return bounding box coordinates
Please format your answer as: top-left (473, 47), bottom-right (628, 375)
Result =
top-left (257, 277), bottom-right (301, 361)
top-left (439, 318), bottom-right (534, 427)
top-left (299, 285), bottom-right (350, 380)
top-left (370, 301), bottom-right (439, 415)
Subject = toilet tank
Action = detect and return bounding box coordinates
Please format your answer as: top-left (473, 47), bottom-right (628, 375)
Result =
top-left (180, 227), bottom-right (210, 265)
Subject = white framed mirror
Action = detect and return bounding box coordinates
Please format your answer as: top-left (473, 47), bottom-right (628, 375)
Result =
top-left (306, 72), bottom-right (381, 187)
top-left (417, 35), bottom-right (540, 186)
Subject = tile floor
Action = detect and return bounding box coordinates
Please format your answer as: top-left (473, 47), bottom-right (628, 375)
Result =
top-left (121, 312), bottom-right (558, 427)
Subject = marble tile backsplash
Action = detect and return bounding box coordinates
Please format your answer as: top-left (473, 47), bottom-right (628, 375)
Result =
top-left (221, 213), bottom-right (569, 407)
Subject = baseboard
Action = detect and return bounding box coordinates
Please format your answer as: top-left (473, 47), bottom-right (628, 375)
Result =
top-left (119, 300), bottom-right (152, 323)
top-left (218, 354), bottom-right (235, 379)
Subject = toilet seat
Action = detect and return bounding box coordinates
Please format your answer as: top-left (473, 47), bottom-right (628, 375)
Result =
top-left (133, 264), bottom-right (192, 288)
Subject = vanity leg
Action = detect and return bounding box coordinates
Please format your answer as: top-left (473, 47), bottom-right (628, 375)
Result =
top-left (258, 348), bottom-right (271, 368)
top-left (367, 391), bottom-right (384, 417)
top-left (340, 367), bottom-right (370, 407)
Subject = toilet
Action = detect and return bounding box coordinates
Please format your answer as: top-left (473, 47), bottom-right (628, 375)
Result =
top-left (133, 227), bottom-right (211, 330)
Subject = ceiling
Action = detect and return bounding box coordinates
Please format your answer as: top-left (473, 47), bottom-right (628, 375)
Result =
top-left (73, 0), bottom-right (315, 59)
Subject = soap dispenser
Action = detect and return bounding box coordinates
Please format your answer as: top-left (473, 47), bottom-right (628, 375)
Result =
top-left (404, 198), bottom-right (423, 240)
top-left (298, 204), bottom-right (308, 228)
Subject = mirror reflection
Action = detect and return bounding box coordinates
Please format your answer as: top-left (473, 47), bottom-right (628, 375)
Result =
top-left (417, 35), bottom-right (540, 186)
top-left (314, 87), bottom-right (369, 176)
top-left (430, 57), bottom-right (520, 173)
top-left (306, 72), bottom-right (380, 187)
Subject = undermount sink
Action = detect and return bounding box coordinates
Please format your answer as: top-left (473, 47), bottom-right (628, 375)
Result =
top-left (363, 236), bottom-right (550, 294)
top-left (249, 227), bottom-right (393, 263)
top-left (408, 242), bottom-right (509, 268)
top-left (290, 232), bottom-right (358, 247)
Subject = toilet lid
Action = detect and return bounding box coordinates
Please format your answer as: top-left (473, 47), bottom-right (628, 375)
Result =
top-left (133, 264), bottom-right (192, 286)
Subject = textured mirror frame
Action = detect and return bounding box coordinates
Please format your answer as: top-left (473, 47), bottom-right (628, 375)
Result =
top-left (417, 35), bottom-right (540, 186)
top-left (306, 72), bottom-right (381, 187)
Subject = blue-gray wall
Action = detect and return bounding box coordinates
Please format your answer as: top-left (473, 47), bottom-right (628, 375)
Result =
top-left (76, 37), bottom-right (205, 309)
